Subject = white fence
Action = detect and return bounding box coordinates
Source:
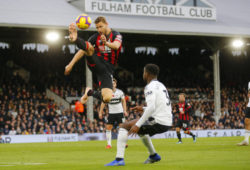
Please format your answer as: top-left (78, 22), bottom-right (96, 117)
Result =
top-left (0, 129), bottom-right (245, 144)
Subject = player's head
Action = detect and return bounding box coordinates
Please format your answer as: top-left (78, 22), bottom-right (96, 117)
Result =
top-left (113, 78), bottom-right (117, 89)
top-left (143, 64), bottom-right (159, 82)
top-left (179, 93), bottom-right (186, 102)
top-left (95, 16), bottom-right (109, 35)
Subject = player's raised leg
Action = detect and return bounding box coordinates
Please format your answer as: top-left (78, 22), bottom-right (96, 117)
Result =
top-left (101, 88), bottom-right (113, 103)
top-left (68, 23), bottom-right (94, 56)
top-left (80, 88), bottom-right (112, 104)
top-left (64, 24), bottom-right (95, 76)
top-left (80, 86), bottom-right (113, 105)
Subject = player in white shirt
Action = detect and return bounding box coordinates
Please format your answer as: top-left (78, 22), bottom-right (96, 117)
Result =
top-left (99, 78), bottom-right (128, 149)
top-left (237, 81), bottom-right (250, 146)
top-left (105, 64), bottom-right (172, 166)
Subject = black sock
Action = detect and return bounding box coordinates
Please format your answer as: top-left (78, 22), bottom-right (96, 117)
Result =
top-left (76, 38), bottom-right (88, 51)
top-left (87, 89), bottom-right (101, 99)
top-left (87, 90), bottom-right (103, 101)
top-left (116, 158), bottom-right (123, 161)
top-left (177, 132), bottom-right (182, 141)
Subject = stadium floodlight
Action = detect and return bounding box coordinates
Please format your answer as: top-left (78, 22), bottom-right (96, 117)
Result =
top-left (232, 39), bottom-right (244, 48)
top-left (46, 32), bottom-right (59, 42)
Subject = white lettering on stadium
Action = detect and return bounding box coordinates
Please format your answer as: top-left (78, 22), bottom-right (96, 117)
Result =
top-left (85, 0), bottom-right (216, 20)
top-left (91, 1), bottom-right (131, 13)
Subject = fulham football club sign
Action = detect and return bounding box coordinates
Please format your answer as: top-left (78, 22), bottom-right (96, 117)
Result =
top-left (85, 0), bottom-right (216, 20)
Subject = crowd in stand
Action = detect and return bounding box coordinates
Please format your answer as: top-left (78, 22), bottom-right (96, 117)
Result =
top-left (0, 73), bottom-right (248, 136)
top-left (0, 47), bottom-right (249, 136)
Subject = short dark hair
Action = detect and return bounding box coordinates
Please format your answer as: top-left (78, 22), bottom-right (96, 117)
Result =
top-left (95, 16), bottom-right (107, 24)
top-left (144, 64), bottom-right (160, 76)
top-left (113, 78), bottom-right (117, 83)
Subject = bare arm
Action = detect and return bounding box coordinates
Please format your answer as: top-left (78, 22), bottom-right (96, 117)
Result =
top-left (121, 98), bottom-right (128, 117)
top-left (100, 35), bottom-right (121, 50)
top-left (64, 50), bottom-right (85, 75)
top-left (98, 102), bottom-right (106, 119)
top-left (105, 41), bottom-right (121, 50)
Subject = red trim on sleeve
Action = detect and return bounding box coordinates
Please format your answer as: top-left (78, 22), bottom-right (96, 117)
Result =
top-left (86, 41), bottom-right (89, 50)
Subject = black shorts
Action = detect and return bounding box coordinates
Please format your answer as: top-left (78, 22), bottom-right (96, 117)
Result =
top-left (246, 107), bottom-right (250, 118)
top-left (107, 113), bottom-right (125, 125)
top-left (176, 119), bottom-right (190, 131)
top-left (138, 120), bottom-right (171, 137)
top-left (86, 54), bottom-right (114, 89)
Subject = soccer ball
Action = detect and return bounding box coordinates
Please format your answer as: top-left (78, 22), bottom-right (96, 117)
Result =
top-left (75, 14), bottom-right (92, 30)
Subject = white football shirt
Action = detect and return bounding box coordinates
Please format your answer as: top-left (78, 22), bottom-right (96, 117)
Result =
top-left (108, 89), bottom-right (125, 114)
top-left (136, 80), bottom-right (172, 127)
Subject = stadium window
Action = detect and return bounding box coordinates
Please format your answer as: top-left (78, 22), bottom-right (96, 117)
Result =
top-left (22, 43), bottom-right (49, 53)
top-left (135, 46), bottom-right (146, 54)
top-left (23, 43), bottom-right (36, 50)
top-left (232, 50), bottom-right (247, 57)
top-left (135, 46), bottom-right (158, 55)
top-left (200, 49), bottom-right (206, 54)
top-left (37, 44), bottom-right (49, 53)
top-left (0, 42), bottom-right (9, 49)
top-left (62, 44), bottom-right (77, 54)
top-left (168, 48), bottom-right (179, 55)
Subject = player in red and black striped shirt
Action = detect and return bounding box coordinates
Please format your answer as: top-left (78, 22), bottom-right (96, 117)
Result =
top-left (65, 16), bottom-right (122, 104)
top-left (175, 93), bottom-right (196, 144)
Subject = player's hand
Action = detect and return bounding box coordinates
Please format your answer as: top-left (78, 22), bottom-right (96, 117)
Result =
top-left (128, 125), bottom-right (139, 137)
top-left (130, 106), bottom-right (143, 114)
top-left (98, 113), bottom-right (103, 119)
top-left (69, 23), bottom-right (77, 42)
top-left (64, 64), bottom-right (73, 75)
top-left (100, 34), bottom-right (107, 45)
top-left (124, 111), bottom-right (128, 117)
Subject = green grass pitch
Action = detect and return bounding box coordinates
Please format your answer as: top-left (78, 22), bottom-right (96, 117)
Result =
top-left (0, 137), bottom-right (249, 170)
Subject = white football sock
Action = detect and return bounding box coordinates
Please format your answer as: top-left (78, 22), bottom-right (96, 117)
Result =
top-left (244, 130), bottom-right (250, 143)
top-left (106, 130), bottom-right (112, 146)
top-left (116, 128), bottom-right (128, 158)
top-left (140, 135), bottom-right (156, 155)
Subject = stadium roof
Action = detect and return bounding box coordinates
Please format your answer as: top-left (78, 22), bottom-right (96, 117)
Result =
top-left (0, 0), bottom-right (250, 38)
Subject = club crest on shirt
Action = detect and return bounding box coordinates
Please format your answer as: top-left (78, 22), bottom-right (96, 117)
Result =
top-left (145, 91), bottom-right (153, 97)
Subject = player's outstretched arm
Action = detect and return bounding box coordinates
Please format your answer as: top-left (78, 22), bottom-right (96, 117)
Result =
top-left (64, 50), bottom-right (85, 75)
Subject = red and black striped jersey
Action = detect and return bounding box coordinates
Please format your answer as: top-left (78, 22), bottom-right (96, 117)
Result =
top-left (177, 102), bottom-right (192, 121)
top-left (88, 30), bottom-right (122, 66)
